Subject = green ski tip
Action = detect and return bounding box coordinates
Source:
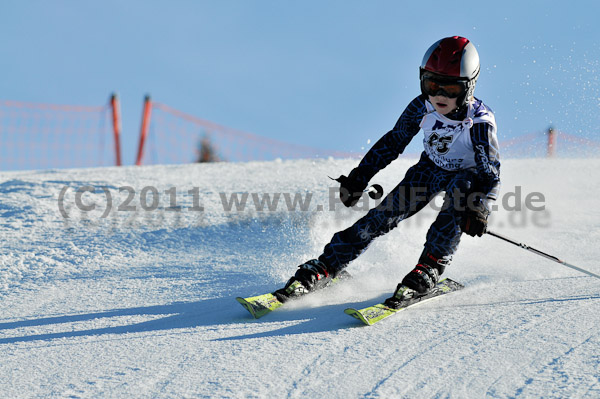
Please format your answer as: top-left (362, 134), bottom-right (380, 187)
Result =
top-left (236, 293), bottom-right (284, 319)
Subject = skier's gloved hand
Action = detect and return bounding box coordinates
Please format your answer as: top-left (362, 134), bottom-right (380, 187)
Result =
top-left (336, 168), bottom-right (368, 207)
top-left (461, 200), bottom-right (490, 237)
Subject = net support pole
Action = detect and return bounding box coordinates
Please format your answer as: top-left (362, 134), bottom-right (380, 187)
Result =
top-left (110, 93), bottom-right (123, 166)
top-left (135, 94), bottom-right (152, 166)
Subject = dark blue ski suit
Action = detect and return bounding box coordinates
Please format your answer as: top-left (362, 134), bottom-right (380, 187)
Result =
top-left (319, 95), bottom-right (501, 273)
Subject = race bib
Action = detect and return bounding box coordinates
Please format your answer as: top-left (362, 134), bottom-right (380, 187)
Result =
top-left (420, 101), bottom-right (495, 171)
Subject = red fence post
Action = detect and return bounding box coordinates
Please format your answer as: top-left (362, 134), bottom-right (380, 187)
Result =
top-left (547, 127), bottom-right (556, 158)
top-left (110, 93), bottom-right (123, 166)
top-left (136, 95), bottom-right (152, 166)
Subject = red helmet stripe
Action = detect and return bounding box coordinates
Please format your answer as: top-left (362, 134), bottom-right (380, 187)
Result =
top-left (424, 36), bottom-right (470, 78)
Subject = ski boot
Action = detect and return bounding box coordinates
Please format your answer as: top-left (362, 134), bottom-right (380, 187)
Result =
top-left (274, 259), bottom-right (342, 302)
top-left (384, 252), bottom-right (448, 309)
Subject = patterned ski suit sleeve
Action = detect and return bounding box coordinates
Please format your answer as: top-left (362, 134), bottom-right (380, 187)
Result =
top-left (351, 96), bottom-right (427, 186)
top-left (471, 121), bottom-right (501, 201)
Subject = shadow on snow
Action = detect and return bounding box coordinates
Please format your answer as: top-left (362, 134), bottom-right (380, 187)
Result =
top-left (0, 295), bottom-right (369, 344)
top-left (2, 290), bottom-right (598, 344)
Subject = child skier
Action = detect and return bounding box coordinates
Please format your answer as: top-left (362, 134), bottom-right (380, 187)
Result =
top-left (275, 36), bottom-right (500, 306)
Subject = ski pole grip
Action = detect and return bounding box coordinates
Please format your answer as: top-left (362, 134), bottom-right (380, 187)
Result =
top-left (367, 184), bottom-right (384, 200)
top-left (328, 175), bottom-right (384, 200)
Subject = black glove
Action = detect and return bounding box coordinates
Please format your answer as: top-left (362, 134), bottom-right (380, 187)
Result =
top-left (461, 202), bottom-right (489, 237)
top-left (335, 169), bottom-right (367, 208)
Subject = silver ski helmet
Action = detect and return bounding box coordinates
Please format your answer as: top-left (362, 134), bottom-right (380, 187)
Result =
top-left (419, 36), bottom-right (480, 107)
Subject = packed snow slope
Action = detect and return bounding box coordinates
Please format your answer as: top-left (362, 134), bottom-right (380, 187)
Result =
top-left (1, 157), bottom-right (599, 398)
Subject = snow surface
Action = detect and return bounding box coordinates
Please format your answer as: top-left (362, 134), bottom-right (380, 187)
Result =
top-left (1, 158), bottom-right (599, 398)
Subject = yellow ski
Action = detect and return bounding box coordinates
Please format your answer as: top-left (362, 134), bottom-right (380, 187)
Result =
top-left (344, 278), bottom-right (464, 326)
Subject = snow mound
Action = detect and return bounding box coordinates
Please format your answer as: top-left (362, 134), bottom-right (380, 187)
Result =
top-left (1, 158), bottom-right (599, 398)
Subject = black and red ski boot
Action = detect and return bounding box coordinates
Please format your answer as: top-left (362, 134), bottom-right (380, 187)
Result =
top-left (384, 252), bottom-right (450, 308)
top-left (402, 251), bottom-right (451, 294)
top-left (274, 259), bottom-right (336, 302)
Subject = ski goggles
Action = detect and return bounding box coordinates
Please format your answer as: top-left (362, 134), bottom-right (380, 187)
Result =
top-left (421, 74), bottom-right (468, 98)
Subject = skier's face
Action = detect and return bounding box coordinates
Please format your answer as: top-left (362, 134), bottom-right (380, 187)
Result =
top-left (428, 95), bottom-right (458, 115)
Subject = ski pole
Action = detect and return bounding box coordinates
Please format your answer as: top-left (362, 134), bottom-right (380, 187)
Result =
top-left (486, 230), bottom-right (600, 280)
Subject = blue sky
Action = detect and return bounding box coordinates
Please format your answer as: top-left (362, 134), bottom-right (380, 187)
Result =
top-left (2, 1), bottom-right (599, 164)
